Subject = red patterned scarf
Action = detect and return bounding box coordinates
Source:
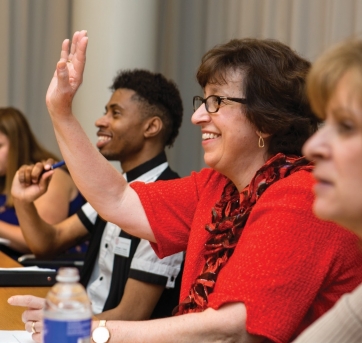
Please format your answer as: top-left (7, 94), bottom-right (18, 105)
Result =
top-left (173, 153), bottom-right (313, 315)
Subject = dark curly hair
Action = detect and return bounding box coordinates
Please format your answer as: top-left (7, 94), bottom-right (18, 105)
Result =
top-left (111, 69), bottom-right (183, 147)
top-left (197, 38), bottom-right (320, 156)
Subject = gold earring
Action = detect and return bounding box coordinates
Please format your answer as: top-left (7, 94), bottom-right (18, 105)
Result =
top-left (258, 133), bottom-right (265, 148)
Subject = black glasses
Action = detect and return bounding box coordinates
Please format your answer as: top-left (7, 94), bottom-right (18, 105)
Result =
top-left (193, 95), bottom-right (247, 113)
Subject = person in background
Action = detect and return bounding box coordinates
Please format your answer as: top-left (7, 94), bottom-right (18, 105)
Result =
top-left (9, 69), bottom-right (184, 324)
top-left (0, 107), bottom-right (85, 259)
top-left (292, 39), bottom-right (362, 343)
top-left (10, 32), bottom-right (362, 343)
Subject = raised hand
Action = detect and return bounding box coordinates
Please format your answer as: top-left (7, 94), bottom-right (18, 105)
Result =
top-left (46, 30), bottom-right (88, 118)
top-left (8, 295), bottom-right (45, 343)
top-left (11, 160), bottom-right (55, 203)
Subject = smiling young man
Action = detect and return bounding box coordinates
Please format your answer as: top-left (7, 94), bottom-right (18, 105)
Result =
top-left (10, 69), bottom-right (184, 322)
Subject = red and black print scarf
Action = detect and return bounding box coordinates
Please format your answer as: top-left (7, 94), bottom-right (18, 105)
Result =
top-left (173, 153), bottom-right (313, 315)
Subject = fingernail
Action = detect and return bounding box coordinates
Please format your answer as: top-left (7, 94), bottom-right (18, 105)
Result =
top-left (58, 61), bottom-right (66, 70)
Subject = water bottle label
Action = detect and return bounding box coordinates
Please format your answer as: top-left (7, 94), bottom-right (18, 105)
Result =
top-left (43, 318), bottom-right (91, 343)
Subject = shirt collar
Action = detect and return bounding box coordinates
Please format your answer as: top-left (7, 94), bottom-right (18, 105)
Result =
top-left (124, 151), bottom-right (167, 182)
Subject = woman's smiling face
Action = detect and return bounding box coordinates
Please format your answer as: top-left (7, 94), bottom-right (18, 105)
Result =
top-left (191, 70), bottom-right (268, 188)
top-left (303, 69), bottom-right (362, 236)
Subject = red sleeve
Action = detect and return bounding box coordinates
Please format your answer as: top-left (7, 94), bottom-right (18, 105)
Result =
top-left (130, 169), bottom-right (220, 258)
top-left (208, 171), bottom-right (362, 343)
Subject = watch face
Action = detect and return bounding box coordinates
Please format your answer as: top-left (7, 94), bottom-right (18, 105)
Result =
top-left (92, 326), bottom-right (111, 343)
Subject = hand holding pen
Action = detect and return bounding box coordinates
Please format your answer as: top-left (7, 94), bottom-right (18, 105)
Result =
top-left (40, 160), bottom-right (66, 176)
top-left (12, 160), bottom-right (67, 203)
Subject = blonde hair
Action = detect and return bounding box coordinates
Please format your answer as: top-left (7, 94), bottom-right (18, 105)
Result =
top-left (0, 107), bottom-right (59, 206)
top-left (307, 39), bottom-right (362, 119)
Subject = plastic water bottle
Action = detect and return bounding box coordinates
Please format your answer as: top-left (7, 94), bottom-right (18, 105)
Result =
top-left (43, 267), bottom-right (92, 343)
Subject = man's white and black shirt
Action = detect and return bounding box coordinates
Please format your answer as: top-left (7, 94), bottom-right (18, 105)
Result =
top-left (77, 152), bottom-right (184, 317)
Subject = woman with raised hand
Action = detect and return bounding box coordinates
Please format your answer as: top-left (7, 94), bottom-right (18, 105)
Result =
top-left (293, 40), bottom-right (362, 343)
top-left (9, 32), bottom-right (362, 343)
top-left (0, 107), bottom-right (85, 259)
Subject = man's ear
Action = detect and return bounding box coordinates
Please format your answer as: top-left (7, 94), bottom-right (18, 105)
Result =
top-left (144, 116), bottom-right (163, 138)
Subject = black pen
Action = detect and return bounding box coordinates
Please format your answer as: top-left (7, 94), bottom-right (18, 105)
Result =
top-left (40, 160), bottom-right (66, 175)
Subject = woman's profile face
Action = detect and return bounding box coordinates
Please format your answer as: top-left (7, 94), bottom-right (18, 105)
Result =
top-left (303, 69), bottom-right (362, 235)
top-left (191, 70), bottom-right (267, 185)
top-left (0, 132), bottom-right (9, 177)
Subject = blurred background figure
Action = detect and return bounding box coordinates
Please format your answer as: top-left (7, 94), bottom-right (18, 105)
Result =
top-left (0, 107), bottom-right (86, 259)
top-left (293, 39), bottom-right (362, 343)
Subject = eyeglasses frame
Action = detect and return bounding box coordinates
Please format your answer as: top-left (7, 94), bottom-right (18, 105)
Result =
top-left (193, 95), bottom-right (247, 113)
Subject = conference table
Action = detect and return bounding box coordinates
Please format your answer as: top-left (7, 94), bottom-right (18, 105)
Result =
top-left (0, 251), bottom-right (50, 330)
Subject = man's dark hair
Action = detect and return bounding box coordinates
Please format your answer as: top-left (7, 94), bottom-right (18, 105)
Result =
top-left (111, 69), bottom-right (183, 147)
top-left (197, 38), bottom-right (320, 156)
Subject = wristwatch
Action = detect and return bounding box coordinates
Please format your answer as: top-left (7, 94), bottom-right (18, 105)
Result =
top-left (92, 320), bottom-right (111, 343)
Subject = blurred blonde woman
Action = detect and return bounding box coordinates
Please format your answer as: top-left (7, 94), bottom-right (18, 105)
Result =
top-left (0, 107), bottom-right (85, 259)
top-left (294, 40), bottom-right (362, 342)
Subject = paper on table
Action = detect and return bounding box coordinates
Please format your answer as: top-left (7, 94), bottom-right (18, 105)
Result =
top-left (0, 266), bottom-right (56, 272)
top-left (0, 330), bottom-right (33, 343)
